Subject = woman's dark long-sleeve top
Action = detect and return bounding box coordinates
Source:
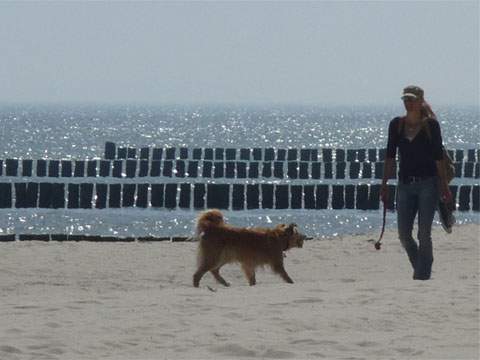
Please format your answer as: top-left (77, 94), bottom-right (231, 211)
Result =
top-left (386, 117), bottom-right (444, 181)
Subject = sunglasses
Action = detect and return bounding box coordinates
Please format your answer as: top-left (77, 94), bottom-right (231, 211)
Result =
top-left (402, 97), bottom-right (419, 103)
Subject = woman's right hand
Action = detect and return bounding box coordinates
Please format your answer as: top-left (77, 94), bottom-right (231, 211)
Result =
top-left (380, 184), bottom-right (388, 204)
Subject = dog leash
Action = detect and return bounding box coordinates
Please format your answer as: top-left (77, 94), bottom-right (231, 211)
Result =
top-left (374, 199), bottom-right (387, 250)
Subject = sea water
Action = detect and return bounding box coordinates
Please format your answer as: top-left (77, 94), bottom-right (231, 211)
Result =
top-left (0, 103), bottom-right (478, 238)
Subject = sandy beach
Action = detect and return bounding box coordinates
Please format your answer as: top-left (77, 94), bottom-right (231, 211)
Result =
top-left (0, 224), bottom-right (478, 360)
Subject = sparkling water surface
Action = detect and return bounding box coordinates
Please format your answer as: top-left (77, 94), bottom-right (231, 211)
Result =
top-left (1, 104), bottom-right (478, 238)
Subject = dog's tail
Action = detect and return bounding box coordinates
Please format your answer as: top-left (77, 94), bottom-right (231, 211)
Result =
top-left (196, 209), bottom-right (224, 236)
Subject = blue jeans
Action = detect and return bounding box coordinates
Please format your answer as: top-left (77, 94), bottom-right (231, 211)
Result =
top-left (396, 177), bottom-right (439, 280)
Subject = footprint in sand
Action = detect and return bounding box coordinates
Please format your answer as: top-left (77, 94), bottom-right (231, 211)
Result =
top-left (262, 349), bottom-right (295, 358)
top-left (211, 344), bottom-right (257, 357)
top-left (395, 347), bottom-right (424, 356)
top-left (293, 298), bottom-right (324, 304)
top-left (356, 341), bottom-right (380, 348)
top-left (45, 322), bottom-right (61, 329)
top-left (0, 345), bottom-right (22, 354)
top-left (13, 305), bottom-right (40, 310)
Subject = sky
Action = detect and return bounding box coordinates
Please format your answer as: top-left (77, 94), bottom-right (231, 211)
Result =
top-left (0, 1), bottom-right (478, 106)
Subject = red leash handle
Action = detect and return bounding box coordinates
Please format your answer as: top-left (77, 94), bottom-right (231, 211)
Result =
top-left (374, 199), bottom-right (387, 250)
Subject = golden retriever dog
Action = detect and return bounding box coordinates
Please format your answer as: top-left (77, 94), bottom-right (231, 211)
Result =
top-left (193, 209), bottom-right (305, 287)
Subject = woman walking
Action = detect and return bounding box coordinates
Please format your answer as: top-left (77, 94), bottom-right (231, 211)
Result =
top-left (380, 85), bottom-right (452, 280)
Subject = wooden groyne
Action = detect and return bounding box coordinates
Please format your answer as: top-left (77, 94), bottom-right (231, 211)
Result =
top-left (0, 142), bottom-right (478, 241)
top-left (0, 142), bottom-right (478, 212)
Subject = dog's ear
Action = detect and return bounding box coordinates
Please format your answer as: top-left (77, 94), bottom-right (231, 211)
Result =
top-left (285, 223), bottom-right (296, 235)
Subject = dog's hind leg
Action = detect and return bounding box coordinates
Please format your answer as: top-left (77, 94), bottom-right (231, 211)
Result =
top-left (210, 267), bottom-right (230, 287)
top-left (272, 261), bottom-right (294, 284)
top-left (193, 265), bottom-right (209, 288)
top-left (241, 263), bottom-right (256, 286)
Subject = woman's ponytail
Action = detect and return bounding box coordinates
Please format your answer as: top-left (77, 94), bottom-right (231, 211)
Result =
top-left (421, 100), bottom-right (437, 120)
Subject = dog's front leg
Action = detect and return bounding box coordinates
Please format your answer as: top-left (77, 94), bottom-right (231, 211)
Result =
top-left (210, 268), bottom-right (230, 287)
top-left (272, 262), bottom-right (294, 284)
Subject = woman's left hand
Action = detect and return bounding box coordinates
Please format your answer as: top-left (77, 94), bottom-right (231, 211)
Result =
top-left (441, 184), bottom-right (453, 204)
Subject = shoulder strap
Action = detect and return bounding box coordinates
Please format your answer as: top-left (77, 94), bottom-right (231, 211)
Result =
top-left (397, 117), bottom-right (405, 135)
top-left (422, 118), bottom-right (432, 141)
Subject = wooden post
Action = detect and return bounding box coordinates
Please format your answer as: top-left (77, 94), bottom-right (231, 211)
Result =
top-left (287, 149), bottom-right (297, 161)
top-left (261, 162), bottom-right (272, 178)
top-left (179, 183), bottom-right (191, 209)
top-left (236, 162), bottom-right (247, 178)
top-left (316, 185), bottom-right (328, 209)
top-left (253, 148), bottom-right (262, 161)
top-left (74, 161), bottom-right (85, 177)
top-left (180, 148), bottom-right (188, 159)
top-left (193, 183), bottom-right (205, 209)
top-left (248, 162), bottom-right (259, 178)
top-left (264, 148), bottom-right (274, 161)
top-left (6, 159), bottom-right (18, 176)
top-left (356, 184), bottom-right (368, 210)
top-left (139, 160), bottom-right (149, 177)
top-left (37, 160), bottom-right (47, 177)
top-left (304, 185), bottom-right (315, 209)
top-left (80, 183), bottom-right (93, 209)
top-left (0, 183), bottom-right (12, 208)
top-left (291, 185), bottom-right (302, 209)
top-left (215, 148), bottom-right (224, 160)
top-left (336, 162), bottom-right (346, 179)
top-left (150, 161), bottom-right (161, 177)
top-left (163, 161), bottom-right (173, 177)
top-left (176, 160), bottom-right (186, 178)
top-left (68, 184), bottom-right (80, 209)
top-left (345, 184), bottom-right (355, 209)
top-left (104, 142), bottom-right (116, 160)
top-left (202, 161), bottom-right (212, 178)
top-left (188, 161), bottom-right (199, 178)
top-left (287, 162), bottom-right (298, 179)
top-left (261, 184), bottom-right (274, 209)
top-left (350, 162), bottom-right (360, 179)
top-left (273, 162), bottom-right (284, 179)
top-left (136, 184), bottom-right (148, 208)
top-left (311, 162), bottom-right (321, 179)
top-left (240, 148), bottom-right (250, 161)
top-left (275, 185), bottom-right (289, 209)
top-left (87, 160), bottom-right (97, 177)
top-left (299, 162), bottom-right (309, 179)
top-left (95, 184), bottom-right (108, 209)
top-left (164, 183), bottom-right (177, 209)
top-left (61, 160), bottom-right (72, 177)
top-left (122, 184), bottom-right (136, 207)
top-left (152, 148), bottom-right (163, 160)
top-left (336, 149), bottom-right (345, 162)
top-left (151, 184), bottom-right (164, 208)
top-left (226, 148), bottom-right (236, 160)
top-left (226, 162), bottom-right (235, 178)
top-left (15, 183), bottom-right (38, 208)
top-left (109, 184), bottom-right (121, 208)
top-left (232, 184), bottom-right (245, 210)
top-left (332, 185), bottom-right (345, 209)
top-left (472, 185), bottom-right (479, 211)
top-left (246, 184), bottom-right (259, 209)
top-left (22, 160), bottom-right (33, 177)
top-left (458, 185), bottom-right (471, 211)
top-left (207, 184), bottom-right (229, 209)
top-left (213, 162), bottom-right (224, 178)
